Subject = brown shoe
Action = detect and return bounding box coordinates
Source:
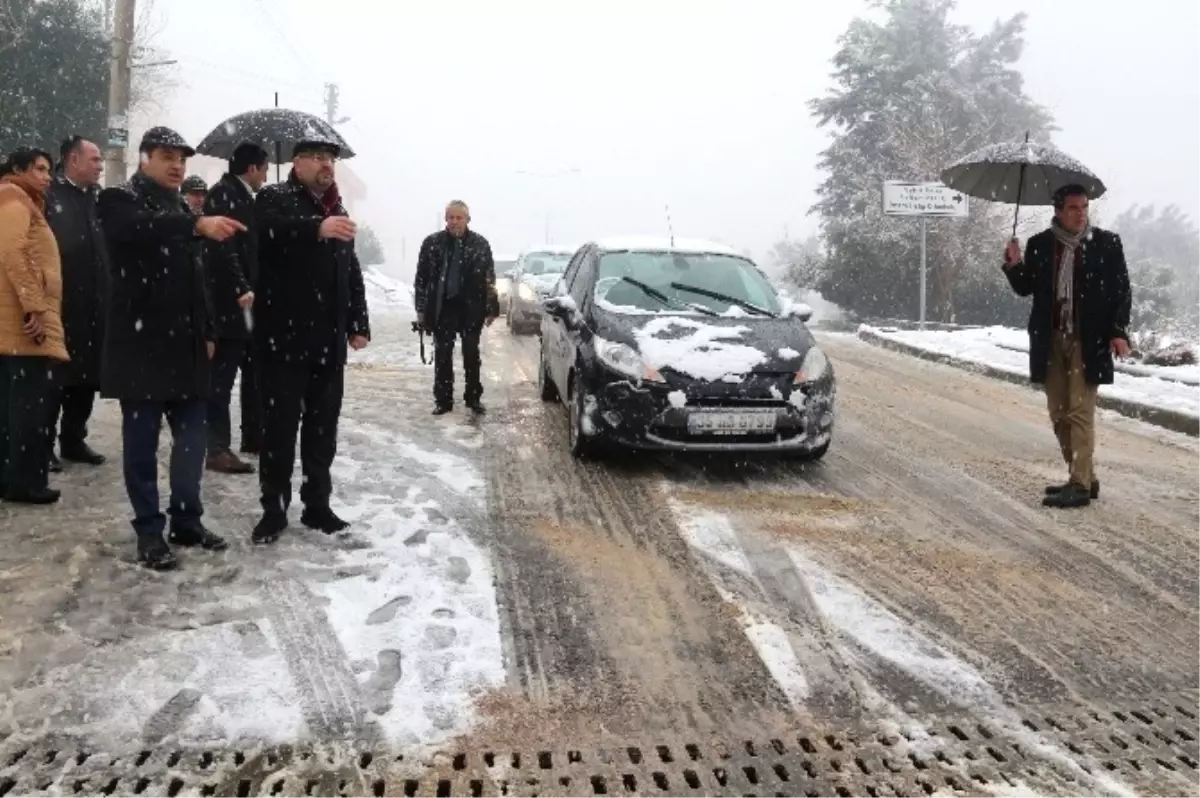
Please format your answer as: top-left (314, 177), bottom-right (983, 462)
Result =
top-left (206, 450), bottom-right (255, 474)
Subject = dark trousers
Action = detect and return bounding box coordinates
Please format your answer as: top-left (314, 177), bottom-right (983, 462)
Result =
top-left (240, 345), bottom-right (262, 450)
top-left (207, 338), bottom-right (246, 455)
top-left (46, 380), bottom-right (96, 452)
top-left (0, 355), bottom-right (52, 492)
top-left (120, 398), bottom-right (206, 537)
top-left (259, 358), bottom-right (344, 516)
top-left (434, 299), bottom-right (483, 406)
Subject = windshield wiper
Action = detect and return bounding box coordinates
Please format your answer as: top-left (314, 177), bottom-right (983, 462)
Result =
top-left (669, 282), bottom-right (776, 318)
top-left (618, 277), bottom-right (719, 316)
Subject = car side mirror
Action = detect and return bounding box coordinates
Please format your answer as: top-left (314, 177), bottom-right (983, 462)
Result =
top-left (794, 303), bottom-right (814, 323)
top-left (542, 296), bottom-right (570, 317)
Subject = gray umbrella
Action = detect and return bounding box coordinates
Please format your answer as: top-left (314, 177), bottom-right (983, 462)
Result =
top-left (940, 132), bottom-right (1106, 236)
top-left (195, 108), bottom-right (355, 165)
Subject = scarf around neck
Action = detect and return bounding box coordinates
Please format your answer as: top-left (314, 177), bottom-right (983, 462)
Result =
top-left (1050, 218), bottom-right (1089, 335)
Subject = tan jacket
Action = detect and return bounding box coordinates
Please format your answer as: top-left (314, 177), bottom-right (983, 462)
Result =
top-left (0, 180), bottom-right (68, 361)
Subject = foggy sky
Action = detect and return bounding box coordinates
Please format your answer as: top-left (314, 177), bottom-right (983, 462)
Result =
top-left (144, 0), bottom-right (1200, 281)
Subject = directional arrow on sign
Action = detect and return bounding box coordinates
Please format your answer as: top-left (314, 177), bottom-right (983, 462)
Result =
top-left (952, 194), bottom-right (963, 203)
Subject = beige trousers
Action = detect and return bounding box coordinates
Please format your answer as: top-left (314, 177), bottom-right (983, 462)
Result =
top-left (1044, 332), bottom-right (1099, 487)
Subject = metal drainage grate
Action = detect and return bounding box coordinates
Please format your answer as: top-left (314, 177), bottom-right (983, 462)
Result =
top-left (1, 694), bottom-right (1196, 796)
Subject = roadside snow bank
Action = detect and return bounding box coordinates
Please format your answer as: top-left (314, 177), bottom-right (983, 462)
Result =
top-left (860, 324), bottom-right (1200, 427)
top-left (362, 265), bottom-right (414, 311)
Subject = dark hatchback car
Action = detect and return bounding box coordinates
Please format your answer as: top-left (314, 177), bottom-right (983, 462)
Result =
top-left (537, 238), bottom-right (835, 459)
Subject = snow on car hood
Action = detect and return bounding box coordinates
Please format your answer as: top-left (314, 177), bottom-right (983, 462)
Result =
top-left (597, 309), bottom-right (812, 382)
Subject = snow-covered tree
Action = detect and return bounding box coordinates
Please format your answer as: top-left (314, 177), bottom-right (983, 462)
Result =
top-left (768, 235), bottom-right (824, 291)
top-left (0, 0), bottom-right (108, 156)
top-left (357, 225), bottom-right (386, 266)
top-left (809, 0), bottom-right (1053, 325)
top-left (1111, 205), bottom-right (1200, 336)
top-left (0, 0), bottom-right (175, 158)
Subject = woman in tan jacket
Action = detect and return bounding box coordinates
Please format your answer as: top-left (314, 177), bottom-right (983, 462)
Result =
top-left (0, 146), bottom-right (69, 505)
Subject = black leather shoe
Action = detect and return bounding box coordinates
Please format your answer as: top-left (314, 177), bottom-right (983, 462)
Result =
top-left (168, 523), bottom-right (229, 551)
top-left (253, 513), bottom-right (288, 545)
top-left (137, 535), bottom-right (179, 571)
top-left (3, 486), bottom-right (61, 505)
top-left (1045, 479), bottom-right (1099, 499)
top-left (432, 404), bottom-right (453, 416)
top-left (61, 442), bottom-right (106, 466)
top-left (1042, 482), bottom-right (1092, 508)
top-left (301, 506), bottom-right (350, 534)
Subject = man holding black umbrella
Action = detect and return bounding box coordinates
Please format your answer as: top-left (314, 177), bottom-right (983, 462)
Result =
top-left (99, 126), bottom-right (246, 570)
top-left (203, 142), bottom-right (270, 475)
top-left (252, 140), bottom-right (370, 544)
top-left (1003, 184), bottom-right (1132, 509)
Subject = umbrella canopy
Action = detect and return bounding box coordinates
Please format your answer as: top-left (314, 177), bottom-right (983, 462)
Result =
top-left (940, 136), bottom-right (1106, 207)
top-left (195, 108), bottom-right (355, 164)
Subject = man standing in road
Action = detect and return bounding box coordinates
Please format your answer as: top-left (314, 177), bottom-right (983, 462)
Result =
top-left (99, 126), bottom-right (246, 570)
top-left (252, 140), bottom-right (370, 544)
top-left (203, 142), bottom-right (270, 475)
top-left (1003, 184), bottom-right (1132, 509)
top-left (43, 135), bottom-right (109, 471)
top-left (414, 200), bottom-right (499, 415)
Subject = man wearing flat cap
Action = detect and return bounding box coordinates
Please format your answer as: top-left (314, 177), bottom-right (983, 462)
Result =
top-left (98, 125), bottom-right (246, 570)
top-left (181, 175), bottom-right (208, 215)
top-left (251, 139), bottom-right (370, 545)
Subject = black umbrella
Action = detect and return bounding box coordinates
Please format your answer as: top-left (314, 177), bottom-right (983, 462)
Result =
top-left (195, 107), bottom-right (355, 166)
top-left (940, 132), bottom-right (1106, 237)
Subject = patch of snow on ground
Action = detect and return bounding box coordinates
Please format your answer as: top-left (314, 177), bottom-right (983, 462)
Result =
top-left (634, 317), bottom-right (766, 381)
top-left (362, 266), bottom-right (414, 311)
top-left (862, 324), bottom-right (1200, 419)
top-left (788, 547), bottom-right (1134, 796)
top-left (741, 619), bottom-right (810, 706)
top-left (18, 619), bottom-right (309, 745)
top-left (322, 421), bottom-right (505, 747)
top-left (670, 500), bottom-right (754, 577)
top-left (669, 503), bottom-right (809, 708)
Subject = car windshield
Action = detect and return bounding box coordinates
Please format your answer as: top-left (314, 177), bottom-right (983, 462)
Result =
top-left (523, 253), bottom-right (572, 276)
top-left (594, 251), bottom-right (781, 316)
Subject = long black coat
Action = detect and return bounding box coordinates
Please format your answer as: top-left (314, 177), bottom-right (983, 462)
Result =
top-left (97, 172), bottom-right (214, 402)
top-left (202, 173), bottom-right (258, 340)
top-left (1004, 227), bottom-right (1132, 385)
top-left (254, 173), bottom-right (370, 366)
top-left (414, 229), bottom-right (499, 328)
top-left (44, 176), bottom-right (110, 386)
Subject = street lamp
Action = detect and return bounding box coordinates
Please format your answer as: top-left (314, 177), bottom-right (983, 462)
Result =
top-left (515, 168), bottom-right (581, 244)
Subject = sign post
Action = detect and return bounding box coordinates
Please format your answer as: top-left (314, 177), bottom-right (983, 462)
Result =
top-left (882, 180), bottom-right (969, 329)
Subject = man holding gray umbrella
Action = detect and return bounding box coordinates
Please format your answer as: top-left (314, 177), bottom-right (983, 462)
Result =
top-left (943, 136), bottom-right (1132, 509)
top-left (1002, 184), bottom-right (1132, 509)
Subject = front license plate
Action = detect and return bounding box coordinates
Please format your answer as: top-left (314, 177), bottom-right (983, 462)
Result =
top-left (686, 410), bottom-right (777, 435)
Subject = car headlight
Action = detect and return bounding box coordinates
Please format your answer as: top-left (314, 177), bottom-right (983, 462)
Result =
top-left (595, 336), bottom-right (665, 383)
top-left (518, 283), bottom-right (537, 301)
top-left (795, 346), bottom-right (828, 384)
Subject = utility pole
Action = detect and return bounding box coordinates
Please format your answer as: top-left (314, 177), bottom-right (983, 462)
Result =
top-left (104, 0), bottom-right (135, 187)
top-left (323, 83), bottom-right (350, 126)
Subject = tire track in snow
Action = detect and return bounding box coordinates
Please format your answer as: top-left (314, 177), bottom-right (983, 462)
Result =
top-left (479, 334), bottom-right (792, 735)
top-left (262, 579), bottom-right (374, 741)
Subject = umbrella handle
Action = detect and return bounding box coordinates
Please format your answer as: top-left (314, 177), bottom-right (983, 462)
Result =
top-left (1011, 161), bottom-right (1027, 239)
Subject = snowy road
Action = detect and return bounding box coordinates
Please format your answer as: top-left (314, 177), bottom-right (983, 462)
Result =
top-left (0, 312), bottom-right (1196, 797)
